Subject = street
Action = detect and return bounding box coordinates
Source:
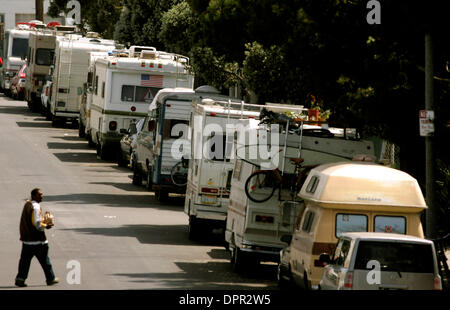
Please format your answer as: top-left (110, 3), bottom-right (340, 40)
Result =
top-left (0, 94), bottom-right (278, 290)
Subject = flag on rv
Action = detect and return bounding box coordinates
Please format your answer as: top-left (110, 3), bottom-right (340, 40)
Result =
top-left (141, 74), bottom-right (163, 87)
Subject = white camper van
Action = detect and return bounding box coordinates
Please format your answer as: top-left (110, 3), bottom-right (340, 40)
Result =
top-left (49, 33), bottom-right (115, 126)
top-left (225, 114), bottom-right (377, 272)
top-left (1, 23), bottom-right (33, 96)
top-left (184, 99), bottom-right (261, 239)
top-left (88, 50), bottom-right (194, 159)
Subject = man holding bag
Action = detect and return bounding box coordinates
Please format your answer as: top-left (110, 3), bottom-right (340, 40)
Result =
top-left (15, 188), bottom-right (59, 287)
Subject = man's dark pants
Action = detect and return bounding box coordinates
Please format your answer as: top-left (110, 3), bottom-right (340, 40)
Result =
top-left (16, 243), bottom-right (56, 282)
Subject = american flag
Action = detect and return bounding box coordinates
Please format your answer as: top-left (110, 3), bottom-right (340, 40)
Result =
top-left (141, 74), bottom-right (164, 87)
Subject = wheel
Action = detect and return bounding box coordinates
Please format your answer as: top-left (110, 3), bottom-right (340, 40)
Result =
top-left (231, 247), bottom-right (247, 272)
top-left (277, 263), bottom-right (293, 288)
top-left (117, 153), bottom-right (128, 167)
top-left (145, 167), bottom-right (153, 190)
top-left (78, 122), bottom-right (85, 138)
top-left (245, 170), bottom-right (277, 203)
top-left (303, 272), bottom-right (310, 290)
top-left (155, 189), bottom-right (169, 202)
top-left (132, 164), bottom-right (142, 186)
top-left (96, 142), bottom-right (108, 160)
top-left (170, 161), bottom-right (188, 186)
top-left (87, 133), bottom-right (95, 147)
top-left (188, 216), bottom-right (200, 240)
top-left (51, 115), bottom-right (58, 127)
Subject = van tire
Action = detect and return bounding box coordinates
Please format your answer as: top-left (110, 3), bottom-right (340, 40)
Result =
top-left (303, 272), bottom-right (310, 290)
top-left (87, 133), bottom-right (95, 147)
top-left (145, 167), bottom-right (153, 190)
top-left (78, 122), bottom-right (85, 138)
top-left (277, 264), bottom-right (293, 289)
top-left (155, 189), bottom-right (169, 203)
top-left (132, 165), bottom-right (142, 186)
top-left (231, 247), bottom-right (247, 273)
top-left (188, 216), bottom-right (200, 240)
top-left (96, 142), bottom-right (107, 160)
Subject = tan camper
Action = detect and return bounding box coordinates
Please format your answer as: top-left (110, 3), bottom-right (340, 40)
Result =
top-left (283, 161), bottom-right (427, 289)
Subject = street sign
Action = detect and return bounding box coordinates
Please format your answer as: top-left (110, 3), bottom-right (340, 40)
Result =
top-left (419, 110), bottom-right (434, 137)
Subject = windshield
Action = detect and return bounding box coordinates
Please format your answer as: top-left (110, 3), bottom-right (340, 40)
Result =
top-left (12, 38), bottom-right (28, 59)
top-left (36, 48), bottom-right (54, 66)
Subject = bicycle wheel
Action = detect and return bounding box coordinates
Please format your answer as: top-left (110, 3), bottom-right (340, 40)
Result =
top-left (245, 170), bottom-right (277, 203)
top-left (170, 161), bottom-right (188, 186)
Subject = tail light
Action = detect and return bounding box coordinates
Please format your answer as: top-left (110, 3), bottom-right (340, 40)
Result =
top-left (201, 187), bottom-right (218, 194)
top-left (45, 87), bottom-right (49, 96)
top-left (344, 271), bottom-right (353, 289)
top-left (434, 275), bottom-right (442, 290)
top-left (109, 121), bottom-right (117, 131)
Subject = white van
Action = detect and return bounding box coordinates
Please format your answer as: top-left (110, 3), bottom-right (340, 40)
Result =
top-left (49, 33), bottom-right (115, 126)
top-left (184, 99), bottom-right (261, 239)
top-left (87, 50), bottom-right (194, 159)
top-left (319, 232), bottom-right (442, 290)
top-left (226, 120), bottom-right (376, 272)
top-left (284, 161), bottom-right (427, 289)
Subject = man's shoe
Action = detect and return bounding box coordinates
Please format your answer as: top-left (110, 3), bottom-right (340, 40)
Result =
top-left (46, 277), bottom-right (60, 286)
top-left (15, 279), bottom-right (27, 287)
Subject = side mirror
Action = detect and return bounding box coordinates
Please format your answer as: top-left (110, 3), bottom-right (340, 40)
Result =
top-left (318, 253), bottom-right (331, 266)
top-left (280, 235), bottom-right (292, 245)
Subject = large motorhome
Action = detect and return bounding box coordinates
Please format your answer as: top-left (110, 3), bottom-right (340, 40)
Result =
top-left (184, 99), bottom-right (262, 239)
top-left (87, 49), bottom-right (194, 160)
top-left (49, 33), bottom-right (115, 126)
top-left (225, 116), bottom-right (377, 272)
top-left (25, 25), bottom-right (77, 111)
top-left (0, 23), bottom-right (33, 95)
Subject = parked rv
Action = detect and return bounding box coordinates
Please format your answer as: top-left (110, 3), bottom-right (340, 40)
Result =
top-left (86, 49), bottom-right (194, 160)
top-left (1, 23), bottom-right (33, 96)
top-left (279, 161), bottom-right (427, 289)
top-left (25, 25), bottom-right (76, 112)
top-left (49, 33), bottom-right (115, 126)
top-left (318, 232), bottom-right (442, 290)
top-left (184, 99), bottom-right (261, 240)
top-left (226, 117), bottom-right (377, 272)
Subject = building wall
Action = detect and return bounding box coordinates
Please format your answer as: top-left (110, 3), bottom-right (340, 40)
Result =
top-left (0, 0), bottom-right (63, 31)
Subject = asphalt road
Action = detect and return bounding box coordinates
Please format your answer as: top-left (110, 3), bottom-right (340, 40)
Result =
top-left (0, 94), bottom-right (278, 290)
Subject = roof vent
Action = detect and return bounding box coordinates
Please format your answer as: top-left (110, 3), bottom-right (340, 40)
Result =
top-left (195, 85), bottom-right (220, 94)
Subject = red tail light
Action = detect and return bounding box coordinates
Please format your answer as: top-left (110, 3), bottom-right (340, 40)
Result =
top-left (434, 276), bottom-right (442, 290)
top-left (109, 121), bottom-right (117, 131)
top-left (344, 271), bottom-right (353, 289)
top-left (201, 187), bottom-right (218, 194)
top-left (45, 87), bottom-right (49, 96)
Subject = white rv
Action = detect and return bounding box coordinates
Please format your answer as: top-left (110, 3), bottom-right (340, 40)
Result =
top-left (87, 50), bottom-right (194, 160)
top-left (184, 99), bottom-right (261, 239)
top-left (49, 33), bottom-right (115, 126)
top-left (1, 23), bottom-right (33, 96)
top-left (225, 115), bottom-right (377, 272)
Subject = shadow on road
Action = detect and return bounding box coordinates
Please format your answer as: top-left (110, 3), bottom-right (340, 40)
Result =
top-left (0, 105), bottom-right (36, 117)
top-left (111, 260), bottom-right (278, 290)
top-left (43, 192), bottom-right (183, 210)
top-left (16, 121), bottom-right (53, 128)
top-left (47, 142), bottom-right (91, 150)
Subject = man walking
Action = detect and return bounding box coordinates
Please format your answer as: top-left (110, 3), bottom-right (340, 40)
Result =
top-left (15, 188), bottom-right (59, 287)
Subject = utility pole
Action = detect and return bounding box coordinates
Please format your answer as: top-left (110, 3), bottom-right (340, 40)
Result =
top-left (35, 0), bottom-right (44, 22)
top-left (424, 31), bottom-right (437, 239)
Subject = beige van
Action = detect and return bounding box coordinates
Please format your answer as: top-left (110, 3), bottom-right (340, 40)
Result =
top-left (284, 161), bottom-right (427, 289)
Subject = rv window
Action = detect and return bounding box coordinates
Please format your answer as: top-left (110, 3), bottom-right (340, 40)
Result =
top-left (36, 48), bottom-right (54, 66)
top-left (121, 85), bottom-right (134, 101)
top-left (135, 86), bottom-right (159, 103)
top-left (305, 176), bottom-right (319, 193)
top-left (374, 216), bottom-right (406, 234)
top-left (101, 82), bottom-right (105, 98)
top-left (335, 214), bottom-right (368, 238)
top-left (301, 210), bottom-right (315, 233)
top-left (95, 76), bottom-right (99, 95)
top-left (12, 38), bottom-right (28, 59)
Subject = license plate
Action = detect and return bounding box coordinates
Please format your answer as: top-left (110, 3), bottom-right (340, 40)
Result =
top-left (201, 195), bottom-right (217, 205)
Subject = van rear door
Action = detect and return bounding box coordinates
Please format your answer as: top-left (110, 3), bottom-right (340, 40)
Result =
top-left (352, 240), bottom-right (436, 290)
